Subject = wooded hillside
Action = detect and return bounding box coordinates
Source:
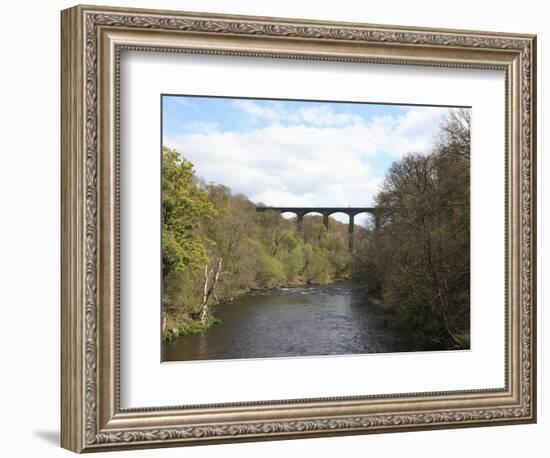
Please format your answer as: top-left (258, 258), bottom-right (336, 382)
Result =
top-left (162, 108), bottom-right (470, 349)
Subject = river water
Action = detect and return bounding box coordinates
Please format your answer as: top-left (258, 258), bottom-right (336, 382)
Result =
top-left (162, 283), bottom-right (419, 362)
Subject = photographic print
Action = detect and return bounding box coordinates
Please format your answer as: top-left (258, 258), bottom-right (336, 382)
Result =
top-left (161, 95), bottom-right (471, 362)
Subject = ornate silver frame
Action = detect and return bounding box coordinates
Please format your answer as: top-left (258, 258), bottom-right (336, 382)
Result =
top-left (61, 4), bottom-right (537, 453)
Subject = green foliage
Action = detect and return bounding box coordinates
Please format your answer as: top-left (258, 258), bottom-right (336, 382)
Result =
top-left (162, 148), bottom-right (355, 338)
top-left (163, 316), bottom-right (222, 342)
top-left (162, 146), bottom-right (216, 274)
top-left (283, 245), bottom-right (305, 281)
top-left (255, 250), bottom-right (287, 288)
top-left (353, 109), bottom-right (471, 349)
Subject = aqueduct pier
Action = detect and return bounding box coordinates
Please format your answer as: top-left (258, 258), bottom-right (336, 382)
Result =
top-left (255, 206), bottom-right (379, 251)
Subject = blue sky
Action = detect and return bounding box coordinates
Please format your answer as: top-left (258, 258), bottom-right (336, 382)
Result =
top-left (162, 95), bottom-right (460, 224)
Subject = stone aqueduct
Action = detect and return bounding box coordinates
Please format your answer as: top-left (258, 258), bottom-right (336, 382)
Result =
top-left (255, 206), bottom-right (380, 251)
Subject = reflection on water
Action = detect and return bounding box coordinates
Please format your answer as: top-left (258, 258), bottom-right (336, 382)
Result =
top-left (162, 283), bottom-right (419, 362)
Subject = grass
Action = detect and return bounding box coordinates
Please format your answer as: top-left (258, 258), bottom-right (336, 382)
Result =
top-left (162, 316), bottom-right (222, 342)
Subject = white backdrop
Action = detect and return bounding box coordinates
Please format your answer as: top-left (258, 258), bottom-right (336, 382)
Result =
top-left (121, 53), bottom-right (505, 407)
top-left (0, 0), bottom-right (546, 457)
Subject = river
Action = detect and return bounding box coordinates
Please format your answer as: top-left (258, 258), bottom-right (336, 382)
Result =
top-left (162, 283), bottom-right (420, 362)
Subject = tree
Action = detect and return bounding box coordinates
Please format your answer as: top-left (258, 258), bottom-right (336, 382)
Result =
top-left (162, 146), bottom-right (216, 276)
top-left (355, 110), bottom-right (471, 349)
top-left (162, 147), bottom-right (219, 335)
top-left (162, 147), bottom-right (362, 338)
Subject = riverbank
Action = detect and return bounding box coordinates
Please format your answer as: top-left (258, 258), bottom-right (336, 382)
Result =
top-left (162, 316), bottom-right (222, 342)
top-left (366, 294), bottom-right (469, 351)
top-left (163, 277), bottom-right (350, 342)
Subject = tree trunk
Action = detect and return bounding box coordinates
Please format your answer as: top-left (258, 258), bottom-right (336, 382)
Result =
top-left (199, 258), bottom-right (223, 324)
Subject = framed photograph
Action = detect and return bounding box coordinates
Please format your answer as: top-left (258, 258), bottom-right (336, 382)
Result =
top-left (61, 4), bottom-right (537, 453)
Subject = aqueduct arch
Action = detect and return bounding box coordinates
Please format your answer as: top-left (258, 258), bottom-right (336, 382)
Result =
top-left (256, 206), bottom-right (380, 251)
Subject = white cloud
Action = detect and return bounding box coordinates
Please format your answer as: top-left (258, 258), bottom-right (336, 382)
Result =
top-left (182, 121), bottom-right (219, 133)
top-left (232, 100), bottom-right (288, 123)
top-left (232, 100), bottom-right (363, 127)
top-left (296, 105), bottom-right (363, 126)
top-left (165, 106), bottom-right (457, 225)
